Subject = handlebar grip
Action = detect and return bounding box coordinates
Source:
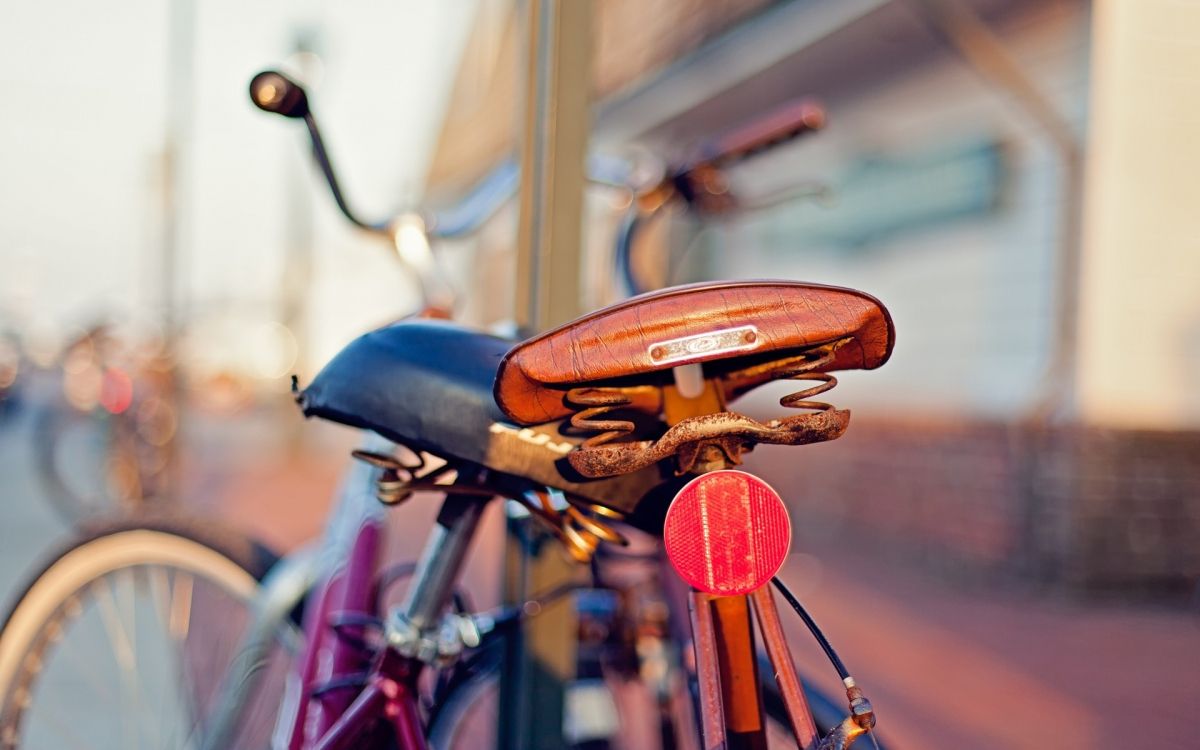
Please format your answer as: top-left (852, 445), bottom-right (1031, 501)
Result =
top-left (249, 70), bottom-right (310, 119)
top-left (697, 98), bottom-right (825, 168)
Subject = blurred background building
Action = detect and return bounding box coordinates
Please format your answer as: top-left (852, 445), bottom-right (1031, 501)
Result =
top-left (424, 0), bottom-right (1199, 595)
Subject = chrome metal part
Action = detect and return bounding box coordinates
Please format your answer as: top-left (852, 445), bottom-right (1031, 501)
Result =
top-left (649, 325), bottom-right (761, 366)
top-left (400, 494), bottom-right (488, 631)
top-left (384, 610), bottom-right (485, 665)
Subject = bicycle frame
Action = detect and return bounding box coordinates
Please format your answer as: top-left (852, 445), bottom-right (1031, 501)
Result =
top-left (204, 410), bottom-right (842, 750)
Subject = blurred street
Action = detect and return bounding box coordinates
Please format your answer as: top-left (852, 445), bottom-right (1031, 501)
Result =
top-left (2, 389), bottom-right (1196, 749)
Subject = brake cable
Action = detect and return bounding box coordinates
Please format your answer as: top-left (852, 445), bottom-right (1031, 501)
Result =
top-left (771, 576), bottom-right (880, 749)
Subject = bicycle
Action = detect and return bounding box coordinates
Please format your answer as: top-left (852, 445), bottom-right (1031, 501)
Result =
top-left (0, 68), bottom-right (892, 749)
top-left (31, 323), bottom-right (177, 524)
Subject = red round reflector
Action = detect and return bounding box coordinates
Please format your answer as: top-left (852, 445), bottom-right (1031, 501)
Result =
top-left (663, 470), bottom-right (791, 596)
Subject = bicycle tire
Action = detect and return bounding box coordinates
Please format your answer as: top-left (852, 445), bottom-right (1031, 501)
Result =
top-left (31, 403), bottom-right (124, 524)
top-left (0, 515), bottom-right (292, 749)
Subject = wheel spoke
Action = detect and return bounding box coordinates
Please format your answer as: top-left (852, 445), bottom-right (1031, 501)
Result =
top-left (169, 572), bottom-right (194, 642)
top-left (94, 576), bottom-right (138, 748)
top-left (1, 528), bottom-right (291, 750)
top-left (116, 568), bottom-right (150, 748)
top-left (148, 566), bottom-right (176, 745)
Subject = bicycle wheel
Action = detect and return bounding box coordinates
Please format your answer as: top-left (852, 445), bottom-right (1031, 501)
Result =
top-left (0, 517), bottom-right (298, 749)
top-left (32, 403), bottom-right (131, 524)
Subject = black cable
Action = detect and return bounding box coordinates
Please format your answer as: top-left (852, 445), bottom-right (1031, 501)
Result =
top-left (770, 576), bottom-right (850, 681)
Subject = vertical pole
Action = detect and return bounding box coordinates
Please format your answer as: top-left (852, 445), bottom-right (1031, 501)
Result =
top-left (910, 0), bottom-right (1084, 421)
top-left (502, 1), bottom-right (592, 748)
top-left (513, 0), bottom-right (591, 334)
top-left (710, 595), bottom-right (767, 750)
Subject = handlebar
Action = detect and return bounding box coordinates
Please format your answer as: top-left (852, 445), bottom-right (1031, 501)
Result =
top-left (249, 67), bottom-right (827, 303)
top-left (616, 98), bottom-right (827, 297)
top-left (692, 97), bottom-right (825, 170)
top-left (248, 70), bottom-right (310, 119)
top-left (250, 70), bottom-right (388, 234)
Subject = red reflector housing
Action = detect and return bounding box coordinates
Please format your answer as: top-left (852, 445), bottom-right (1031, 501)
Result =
top-left (663, 470), bottom-right (791, 596)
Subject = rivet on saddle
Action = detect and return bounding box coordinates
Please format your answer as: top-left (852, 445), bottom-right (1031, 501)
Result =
top-left (494, 280), bottom-right (895, 479)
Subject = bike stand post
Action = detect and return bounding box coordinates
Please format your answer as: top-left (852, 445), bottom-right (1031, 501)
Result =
top-left (500, 0), bottom-right (593, 745)
top-left (499, 505), bottom-right (578, 750)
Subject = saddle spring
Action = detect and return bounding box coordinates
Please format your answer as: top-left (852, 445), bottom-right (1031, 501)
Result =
top-left (565, 387), bottom-right (636, 450)
top-left (352, 446), bottom-right (628, 563)
top-left (561, 337), bottom-right (852, 477)
top-left (516, 488), bottom-right (629, 563)
top-left (565, 338), bottom-right (848, 436)
top-left (764, 335), bottom-right (852, 418)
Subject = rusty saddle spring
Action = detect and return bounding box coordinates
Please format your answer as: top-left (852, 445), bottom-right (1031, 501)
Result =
top-left (351, 447), bottom-right (628, 563)
top-left (563, 338), bottom-right (852, 478)
top-left (518, 487), bottom-right (629, 563)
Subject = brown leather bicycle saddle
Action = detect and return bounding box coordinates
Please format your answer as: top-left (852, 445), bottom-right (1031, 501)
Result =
top-left (495, 280), bottom-right (894, 425)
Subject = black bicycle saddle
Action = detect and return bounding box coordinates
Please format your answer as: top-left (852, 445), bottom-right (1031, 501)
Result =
top-left (296, 318), bottom-right (666, 513)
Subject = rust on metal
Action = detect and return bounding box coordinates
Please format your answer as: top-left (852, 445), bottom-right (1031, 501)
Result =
top-left (816, 715), bottom-right (871, 750)
top-left (750, 586), bottom-right (819, 748)
top-left (565, 338), bottom-right (855, 479)
top-left (814, 679), bottom-right (877, 750)
top-left (709, 595), bottom-right (767, 748)
top-left (568, 408), bottom-right (850, 478)
top-left (688, 591), bottom-right (728, 750)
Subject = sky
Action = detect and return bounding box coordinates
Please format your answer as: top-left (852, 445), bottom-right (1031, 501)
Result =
top-left (0, 0), bottom-right (479, 374)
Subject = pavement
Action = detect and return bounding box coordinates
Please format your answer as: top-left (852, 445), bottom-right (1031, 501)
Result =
top-left (1, 395), bottom-right (1198, 749)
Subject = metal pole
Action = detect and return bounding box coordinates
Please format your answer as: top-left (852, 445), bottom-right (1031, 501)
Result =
top-left (513, 0), bottom-right (592, 334)
top-left (501, 1), bottom-right (593, 747)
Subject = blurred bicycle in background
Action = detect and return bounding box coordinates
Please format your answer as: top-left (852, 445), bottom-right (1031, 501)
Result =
top-left (29, 303), bottom-right (297, 525)
top-left (31, 322), bottom-right (177, 523)
top-left (0, 326), bottom-right (21, 425)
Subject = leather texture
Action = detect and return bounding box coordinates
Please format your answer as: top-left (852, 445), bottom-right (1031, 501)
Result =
top-left (494, 280), bottom-right (895, 425)
top-left (296, 319), bottom-right (668, 513)
top-left (298, 320), bottom-right (511, 465)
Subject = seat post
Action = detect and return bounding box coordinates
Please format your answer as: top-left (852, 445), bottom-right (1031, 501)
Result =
top-left (663, 372), bottom-right (768, 749)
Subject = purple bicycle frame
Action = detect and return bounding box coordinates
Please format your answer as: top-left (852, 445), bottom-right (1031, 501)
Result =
top-left (276, 444), bottom-right (431, 750)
